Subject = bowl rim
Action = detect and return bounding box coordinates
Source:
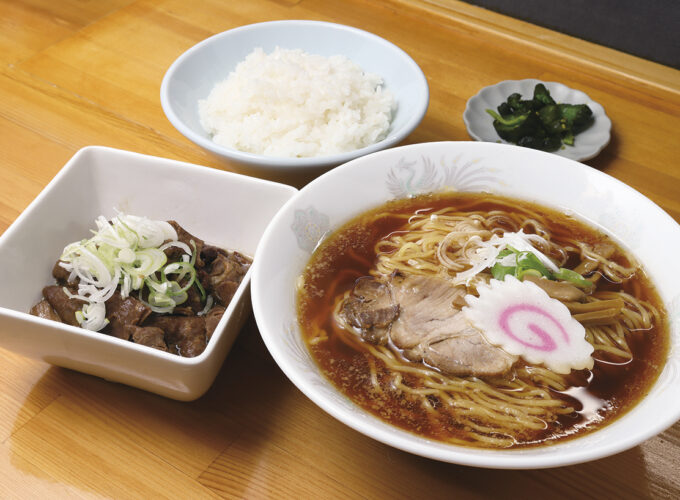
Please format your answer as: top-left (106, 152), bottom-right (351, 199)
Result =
top-left (463, 78), bottom-right (612, 162)
top-left (252, 140), bottom-right (680, 469)
top-left (160, 19), bottom-right (430, 168)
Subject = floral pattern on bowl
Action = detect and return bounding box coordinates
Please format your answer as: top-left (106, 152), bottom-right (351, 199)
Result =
top-left (463, 79), bottom-right (612, 162)
top-left (292, 153), bottom-right (502, 254)
top-left (652, 294), bottom-right (680, 397)
top-left (291, 206), bottom-right (330, 252)
top-left (386, 155), bottom-right (499, 198)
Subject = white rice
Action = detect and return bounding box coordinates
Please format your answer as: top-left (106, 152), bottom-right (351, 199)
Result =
top-left (198, 47), bottom-right (395, 158)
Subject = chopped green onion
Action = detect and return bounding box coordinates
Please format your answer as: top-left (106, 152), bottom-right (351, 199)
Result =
top-left (554, 268), bottom-right (593, 288)
top-left (515, 251), bottom-right (551, 279)
top-left (162, 262), bottom-right (197, 296)
top-left (517, 268), bottom-right (543, 279)
top-left (197, 295), bottom-right (214, 316)
top-left (489, 246), bottom-right (591, 289)
top-left (58, 213), bottom-right (197, 329)
top-left (194, 276), bottom-right (207, 301)
top-left (148, 291), bottom-right (176, 309)
top-left (129, 248), bottom-right (167, 276)
top-left (491, 262), bottom-right (516, 280)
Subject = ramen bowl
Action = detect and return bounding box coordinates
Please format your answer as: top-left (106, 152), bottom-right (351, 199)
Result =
top-left (160, 20), bottom-right (429, 184)
top-left (251, 141), bottom-right (680, 469)
top-left (0, 146), bottom-right (297, 401)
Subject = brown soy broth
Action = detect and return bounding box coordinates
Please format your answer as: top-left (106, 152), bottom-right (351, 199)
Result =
top-left (297, 192), bottom-right (669, 448)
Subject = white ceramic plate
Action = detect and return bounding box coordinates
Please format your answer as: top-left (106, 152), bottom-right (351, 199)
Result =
top-left (0, 146), bottom-right (297, 400)
top-left (464, 79), bottom-right (612, 162)
top-left (252, 141), bottom-right (680, 469)
top-left (161, 20), bottom-right (429, 182)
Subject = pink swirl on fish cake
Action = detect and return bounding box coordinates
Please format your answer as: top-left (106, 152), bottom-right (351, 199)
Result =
top-left (463, 275), bottom-right (594, 374)
top-left (498, 303), bottom-right (570, 352)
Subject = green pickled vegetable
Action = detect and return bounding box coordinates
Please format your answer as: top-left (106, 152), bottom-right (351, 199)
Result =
top-left (485, 109), bottom-right (540, 143)
top-left (485, 83), bottom-right (594, 152)
top-left (533, 83), bottom-right (556, 107)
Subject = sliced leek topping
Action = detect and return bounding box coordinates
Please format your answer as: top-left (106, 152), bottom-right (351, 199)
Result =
top-left (59, 213), bottom-right (207, 331)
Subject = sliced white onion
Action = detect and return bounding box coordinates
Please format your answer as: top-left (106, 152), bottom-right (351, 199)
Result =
top-left (116, 248), bottom-right (136, 264)
top-left (146, 278), bottom-right (169, 294)
top-left (121, 273), bottom-right (131, 298)
top-left (159, 240), bottom-right (192, 256)
top-left (498, 253), bottom-right (518, 267)
top-left (451, 230), bottom-right (558, 286)
top-left (79, 301), bottom-right (108, 331)
top-left (57, 213), bottom-right (187, 331)
top-left (117, 214), bottom-right (176, 249)
top-left (163, 263), bottom-right (181, 274)
top-left (499, 231), bottom-right (558, 272)
top-left (128, 248), bottom-right (167, 276)
top-left (71, 246), bottom-right (113, 285)
top-left (197, 295), bottom-right (214, 316)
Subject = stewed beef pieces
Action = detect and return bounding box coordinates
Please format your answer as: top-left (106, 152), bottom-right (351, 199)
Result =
top-left (125, 325), bottom-right (168, 352)
top-left (30, 221), bottom-right (251, 358)
top-left (204, 305), bottom-right (226, 340)
top-left (166, 220), bottom-right (206, 267)
top-left (102, 292), bottom-right (152, 340)
top-left (146, 315), bottom-right (206, 357)
top-left (52, 260), bottom-right (71, 283)
top-left (29, 299), bottom-right (62, 323)
top-left (200, 246), bottom-right (250, 307)
top-left (40, 285), bottom-right (85, 327)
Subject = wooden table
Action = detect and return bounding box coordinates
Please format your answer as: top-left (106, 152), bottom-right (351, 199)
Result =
top-left (1, 1), bottom-right (679, 498)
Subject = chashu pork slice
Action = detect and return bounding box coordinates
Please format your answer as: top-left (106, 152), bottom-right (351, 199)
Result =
top-left (389, 274), bottom-right (466, 349)
top-left (389, 274), bottom-right (517, 377)
top-left (339, 277), bottom-right (399, 345)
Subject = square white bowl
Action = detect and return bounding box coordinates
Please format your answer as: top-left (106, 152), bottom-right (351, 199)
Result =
top-left (0, 146), bottom-right (296, 400)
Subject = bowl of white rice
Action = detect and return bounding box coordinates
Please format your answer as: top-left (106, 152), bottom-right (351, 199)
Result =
top-left (160, 20), bottom-right (429, 183)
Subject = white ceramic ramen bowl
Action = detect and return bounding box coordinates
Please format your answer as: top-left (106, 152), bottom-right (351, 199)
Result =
top-left (160, 20), bottom-right (429, 184)
top-left (464, 79), bottom-right (611, 162)
top-left (252, 141), bottom-right (680, 469)
top-left (0, 146), bottom-right (297, 401)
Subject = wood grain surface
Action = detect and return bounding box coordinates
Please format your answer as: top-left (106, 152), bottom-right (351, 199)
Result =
top-left (1, 0), bottom-right (679, 498)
